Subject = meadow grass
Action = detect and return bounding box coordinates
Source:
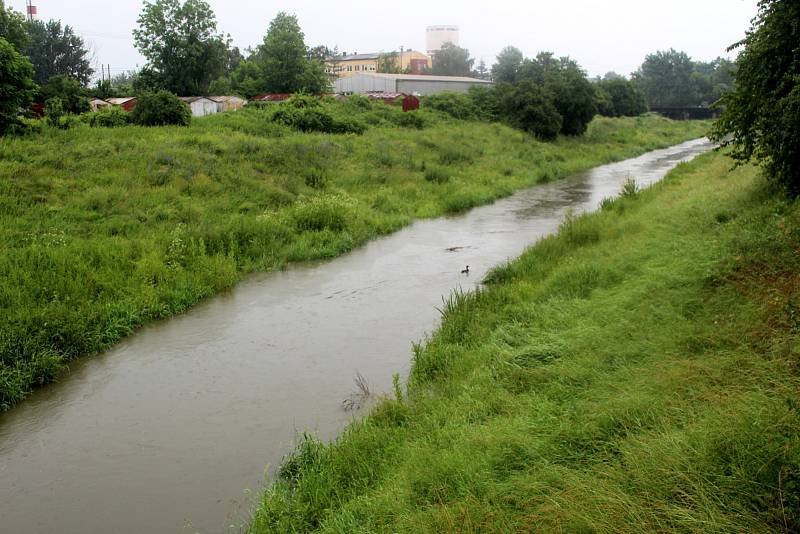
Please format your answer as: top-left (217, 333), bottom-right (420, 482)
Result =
top-left (249, 152), bottom-right (800, 533)
top-left (0, 103), bottom-right (707, 409)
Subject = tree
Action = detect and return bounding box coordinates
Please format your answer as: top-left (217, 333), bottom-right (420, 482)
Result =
top-left (633, 49), bottom-right (698, 107)
top-left (229, 59), bottom-right (266, 98)
top-left (492, 46), bottom-right (523, 83)
top-left (0, 37), bottom-right (36, 134)
top-left (40, 74), bottom-right (89, 113)
top-left (517, 53), bottom-right (596, 136)
top-left (25, 19), bottom-right (93, 86)
top-left (596, 78), bottom-right (647, 117)
top-left (131, 91), bottom-right (191, 126)
top-left (377, 52), bottom-right (401, 73)
top-left (133, 0), bottom-right (229, 95)
top-left (501, 80), bottom-right (562, 140)
top-left (474, 58), bottom-right (489, 80)
top-left (111, 70), bottom-right (137, 95)
top-left (430, 42), bottom-right (474, 76)
top-left (0, 0), bottom-right (27, 50)
top-left (711, 0), bottom-right (800, 195)
top-left (693, 57), bottom-right (736, 105)
top-left (256, 12), bottom-right (328, 93)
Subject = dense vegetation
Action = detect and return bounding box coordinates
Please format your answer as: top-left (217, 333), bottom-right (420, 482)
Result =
top-left (632, 49), bottom-right (736, 108)
top-left (0, 37), bottom-right (35, 135)
top-left (250, 152), bottom-right (800, 533)
top-left (0, 103), bottom-right (707, 409)
top-left (711, 0), bottom-right (800, 196)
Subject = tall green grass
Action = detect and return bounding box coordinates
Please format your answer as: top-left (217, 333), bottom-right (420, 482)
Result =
top-left (0, 103), bottom-right (707, 409)
top-left (250, 153), bottom-right (800, 533)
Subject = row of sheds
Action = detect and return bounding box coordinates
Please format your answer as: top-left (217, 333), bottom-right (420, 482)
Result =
top-left (91, 96), bottom-right (246, 117)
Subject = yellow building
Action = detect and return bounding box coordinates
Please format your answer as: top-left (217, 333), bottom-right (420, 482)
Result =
top-left (325, 51), bottom-right (432, 78)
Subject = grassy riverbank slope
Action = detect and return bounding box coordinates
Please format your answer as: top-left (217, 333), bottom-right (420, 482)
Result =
top-left (0, 106), bottom-right (706, 409)
top-left (250, 152), bottom-right (800, 533)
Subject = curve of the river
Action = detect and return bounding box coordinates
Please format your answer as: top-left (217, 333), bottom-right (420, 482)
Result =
top-left (0, 139), bottom-right (713, 533)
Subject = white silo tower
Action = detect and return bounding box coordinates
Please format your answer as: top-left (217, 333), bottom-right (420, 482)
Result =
top-left (426, 26), bottom-right (459, 55)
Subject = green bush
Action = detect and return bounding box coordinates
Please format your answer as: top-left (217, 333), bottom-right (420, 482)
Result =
top-left (44, 97), bottom-right (64, 127)
top-left (131, 91), bottom-right (191, 126)
top-left (271, 103), bottom-right (365, 134)
top-left (422, 92), bottom-right (478, 120)
top-left (0, 37), bottom-right (36, 135)
top-left (711, 0), bottom-right (800, 196)
top-left (502, 81), bottom-right (562, 141)
top-left (596, 79), bottom-right (648, 117)
top-left (280, 193), bottom-right (359, 232)
top-left (86, 106), bottom-right (131, 128)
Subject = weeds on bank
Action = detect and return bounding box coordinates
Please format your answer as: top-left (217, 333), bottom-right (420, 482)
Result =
top-left (0, 106), bottom-right (707, 408)
top-left (250, 153), bottom-right (800, 533)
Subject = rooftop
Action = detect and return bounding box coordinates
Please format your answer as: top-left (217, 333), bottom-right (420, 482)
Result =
top-left (343, 72), bottom-right (492, 84)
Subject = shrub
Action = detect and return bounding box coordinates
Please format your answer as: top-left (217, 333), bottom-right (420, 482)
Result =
top-left (40, 75), bottom-right (90, 115)
top-left (345, 94), bottom-right (372, 111)
top-left (501, 80), bottom-right (562, 141)
top-left (271, 103), bottom-right (365, 134)
top-left (44, 97), bottom-right (64, 127)
top-left (392, 110), bottom-right (426, 129)
top-left (131, 91), bottom-right (191, 126)
top-left (87, 106), bottom-right (131, 128)
top-left (0, 37), bottom-right (36, 135)
top-left (596, 78), bottom-right (648, 117)
top-left (422, 92), bottom-right (478, 120)
top-left (711, 0), bottom-right (800, 195)
top-left (281, 193), bottom-right (358, 232)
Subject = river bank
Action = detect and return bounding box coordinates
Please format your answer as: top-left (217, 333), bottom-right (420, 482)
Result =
top-left (250, 151), bottom-right (800, 533)
top-left (0, 140), bottom-right (712, 533)
top-left (0, 107), bottom-right (707, 409)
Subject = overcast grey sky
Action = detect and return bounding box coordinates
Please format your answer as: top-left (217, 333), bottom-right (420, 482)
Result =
top-left (10, 0), bottom-right (758, 78)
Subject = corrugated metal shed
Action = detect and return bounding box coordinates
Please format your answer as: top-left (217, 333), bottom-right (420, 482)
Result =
top-left (208, 95), bottom-right (247, 112)
top-left (334, 73), bottom-right (492, 96)
top-left (89, 98), bottom-right (112, 112)
top-left (106, 97), bottom-right (137, 112)
top-left (251, 93), bottom-right (293, 102)
top-left (179, 97), bottom-right (218, 117)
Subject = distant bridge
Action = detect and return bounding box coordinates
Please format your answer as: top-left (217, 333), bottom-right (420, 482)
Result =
top-left (650, 107), bottom-right (722, 120)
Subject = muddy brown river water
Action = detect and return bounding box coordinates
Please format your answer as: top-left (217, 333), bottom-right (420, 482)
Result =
top-left (0, 139), bottom-right (713, 533)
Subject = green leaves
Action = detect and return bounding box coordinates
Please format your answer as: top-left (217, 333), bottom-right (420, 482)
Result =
top-left (133, 0), bottom-right (229, 96)
top-left (711, 0), bottom-right (800, 195)
top-left (0, 37), bottom-right (35, 135)
top-left (256, 12), bottom-right (328, 94)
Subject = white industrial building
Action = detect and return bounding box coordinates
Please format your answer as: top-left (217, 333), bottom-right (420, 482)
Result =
top-left (426, 25), bottom-right (459, 55)
top-left (333, 73), bottom-right (492, 96)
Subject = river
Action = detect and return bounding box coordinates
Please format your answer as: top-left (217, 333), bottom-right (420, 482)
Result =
top-left (0, 139), bottom-right (713, 533)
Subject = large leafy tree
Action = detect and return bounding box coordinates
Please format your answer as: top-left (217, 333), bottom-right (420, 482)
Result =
top-left (517, 53), bottom-right (597, 136)
top-left (711, 0), bottom-right (800, 195)
top-left (256, 12), bottom-right (327, 94)
top-left (377, 52), bottom-right (402, 74)
top-left (133, 0), bottom-right (229, 95)
top-left (596, 78), bottom-right (648, 117)
top-left (40, 74), bottom-right (89, 114)
top-left (492, 46), bottom-right (523, 83)
top-left (500, 80), bottom-right (562, 140)
top-left (0, 37), bottom-right (36, 134)
top-left (633, 49), bottom-right (698, 107)
top-left (25, 19), bottom-right (93, 86)
top-left (0, 0), bottom-right (26, 50)
top-left (430, 42), bottom-right (474, 77)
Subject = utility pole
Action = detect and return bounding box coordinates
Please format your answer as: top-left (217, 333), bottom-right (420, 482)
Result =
top-left (400, 45), bottom-right (404, 73)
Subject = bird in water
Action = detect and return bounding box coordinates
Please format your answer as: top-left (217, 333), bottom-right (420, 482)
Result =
top-left (461, 265), bottom-right (470, 274)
